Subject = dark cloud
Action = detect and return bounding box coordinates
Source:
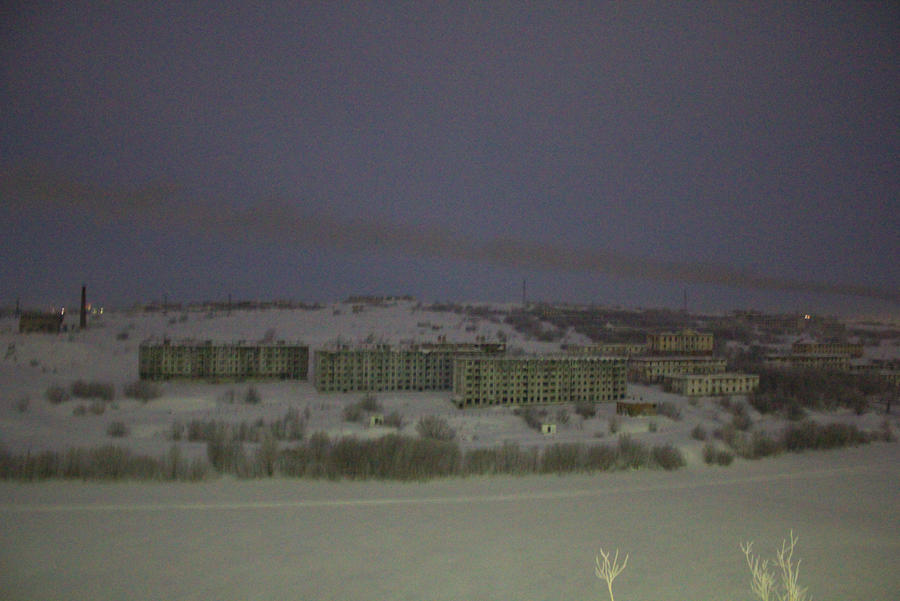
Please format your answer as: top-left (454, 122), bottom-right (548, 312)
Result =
top-left (5, 165), bottom-right (897, 305)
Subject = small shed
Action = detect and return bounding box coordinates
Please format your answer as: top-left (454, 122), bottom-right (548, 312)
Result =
top-left (369, 414), bottom-right (384, 427)
top-left (541, 423), bottom-right (556, 435)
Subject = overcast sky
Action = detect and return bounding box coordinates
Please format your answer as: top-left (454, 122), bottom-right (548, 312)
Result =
top-left (2, 2), bottom-right (897, 315)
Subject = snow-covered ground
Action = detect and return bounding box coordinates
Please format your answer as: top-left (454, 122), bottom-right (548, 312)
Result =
top-left (1, 302), bottom-right (898, 599)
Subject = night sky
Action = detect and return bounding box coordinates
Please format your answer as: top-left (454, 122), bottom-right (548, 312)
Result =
top-left (2, 2), bottom-right (898, 315)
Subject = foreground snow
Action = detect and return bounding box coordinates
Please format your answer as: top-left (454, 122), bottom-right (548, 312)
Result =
top-left (1, 442), bottom-right (898, 600)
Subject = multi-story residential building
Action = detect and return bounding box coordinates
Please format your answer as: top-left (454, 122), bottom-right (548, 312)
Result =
top-left (663, 373), bottom-right (760, 396)
top-left (563, 343), bottom-right (648, 356)
top-left (764, 354), bottom-right (851, 371)
top-left (627, 356), bottom-right (727, 383)
top-left (313, 342), bottom-right (505, 392)
top-left (452, 356), bottom-right (626, 407)
top-left (139, 340), bottom-right (308, 380)
top-left (646, 330), bottom-right (714, 355)
top-left (791, 341), bottom-right (864, 358)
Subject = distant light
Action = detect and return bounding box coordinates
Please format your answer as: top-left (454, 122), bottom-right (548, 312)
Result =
top-left (804, 314), bottom-right (811, 320)
top-left (60, 307), bottom-right (65, 315)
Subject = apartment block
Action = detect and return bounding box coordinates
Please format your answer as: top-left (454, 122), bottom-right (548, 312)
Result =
top-left (791, 341), bottom-right (863, 358)
top-left (646, 330), bottom-right (714, 355)
top-left (663, 372), bottom-right (760, 396)
top-left (627, 356), bottom-right (727, 383)
top-left (452, 356), bottom-right (626, 407)
top-left (139, 340), bottom-right (308, 380)
top-left (764, 354), bottom-right (851, 371)
top-left (564, 342), bottom-right (648, 356)
top-left (313, 342), bottom-right (505, 393)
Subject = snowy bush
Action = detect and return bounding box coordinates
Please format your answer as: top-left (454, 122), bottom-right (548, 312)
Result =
top-left (71, 380), bottom-right (115, 401)
top-left (416, 415), bottom-right (456, 441)
top-left (45, 385), bottom-right (70, 404)
top-left (124, 380), bottom-right (162, 402)
top-left (106, 421), bottom-right (128, 437)
top-left (574, 401), bottom-right (597, 419)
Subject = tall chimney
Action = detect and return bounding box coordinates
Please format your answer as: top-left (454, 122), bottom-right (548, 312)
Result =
top-left (80, 285), bottom-right (87, 329)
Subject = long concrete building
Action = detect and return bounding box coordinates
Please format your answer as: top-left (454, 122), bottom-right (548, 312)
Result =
top-left (646, 330), bottom-right (714, 355)
top-left (663, 372), bottom-right (759, 396)
top-left (139, 340), bottom-right (309, 380)
top-left (313, 342), bottom-right (505, 393)
top-left (627, 356), bottom-right (727, 383)
top-left (791, 341), bottom-right (864, 358)
top-left (764, 353), bottom-right (851, 371)
top-left (452, 356), bottom-right (626, 407)
top-left (563, 342), bottom-right (648, 356)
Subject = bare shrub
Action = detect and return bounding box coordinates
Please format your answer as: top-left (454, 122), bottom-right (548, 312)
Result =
top-left (71, 380), bottom-right (115, 401)
top-left (703, 443), bottom-right (734, 466)
top-left (608, 416), bottom-right (620, 435)
top-left (648, 421), bottom-right (658, 433)
top-left (691, 424), bottom-right (707, 440)
top-left (358, 393), bottom-right (381, 413)
top-left (89, 401), bottom-right (106, 415)
top-left (15, 396), bottom-right (30, 412)
top-left (574, 401), bottom-right (597, 419)
top-left (541, 443), bottom-right (584, 473)
top-left (657, 401), bottom-right (682, 420)
top-left (383, 411), bottom-right (404, 429)
top-left (731, 403), bottom-right (753, 431)
top-left (556, 408), bottom-right (570, 425)
top-left (243, 386), bottom-right (261, 404)
top-left (72, 404), bottom-right (87, 416)
top-left (515, 406), bottom-right (545, 432)
top-left (615, 435), bottom-right (649, 469)
top-left (106, 421), bottom-right (128, 437)
top-left (343, 403), bottom-right (364, 423)
top-left (650, 443), bottom-right (685, 470)
top-left (0, 444), bottom-right (208, 481)
top-left (46, 385), bottom-right (70, 404)
top-left (124, 380), bottom-right (162, 402)
top-left (416, 415), bottom-right (456, 441)
top-left (782, 420), bottom-right (868, 452)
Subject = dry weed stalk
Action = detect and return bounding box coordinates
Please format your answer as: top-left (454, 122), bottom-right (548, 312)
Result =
top-left (741, 530), bottom-right (810, 601)
top-left (594, 547), bottom-right (628, 601)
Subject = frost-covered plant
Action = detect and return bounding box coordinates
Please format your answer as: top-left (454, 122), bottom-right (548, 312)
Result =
top-left (594, 547), bottom-right (628, 601)
top-left (741, 530), bottom-right (810, 601)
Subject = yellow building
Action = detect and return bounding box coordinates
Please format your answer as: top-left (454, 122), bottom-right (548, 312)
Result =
top-left (313, 343), bottom-right (505, 392)
top-left (791, 341), bottom-right (863, 358)
top-left (627, 356), bottom-right (727, 383)
top-left (452, 356), bottom-right (626, 407)
top-left (139, 340), bottom-right (308, 380)
top-left (664, 373), bottom-right (759, 396)
top-left (646, 330), bottom-right (714, 355)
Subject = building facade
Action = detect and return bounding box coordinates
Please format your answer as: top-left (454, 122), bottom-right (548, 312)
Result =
top-left (627, 356), bottom-right (727, 383)
top-left (564, 343), bottom-right (648, 356)
top-left (139, 340), bottom-right (308, 380)
top-left (764, 354), bottom-right (851, 371)
top-left (313, 343), bottom-right (505, 392)
top-left (791, 341), bottom-right (864, 358)
top-left (19, 312), bottom-right (64, 333)
top-left (663, 372), bottom-right (760, 396)
top-left (646, 330), bottom-right (714, 355)
top-left (452, 356), bottom-right (626, 407)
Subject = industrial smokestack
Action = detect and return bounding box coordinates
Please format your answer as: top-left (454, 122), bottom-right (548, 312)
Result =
top-left (80, 285), bottom-right (87, 329)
